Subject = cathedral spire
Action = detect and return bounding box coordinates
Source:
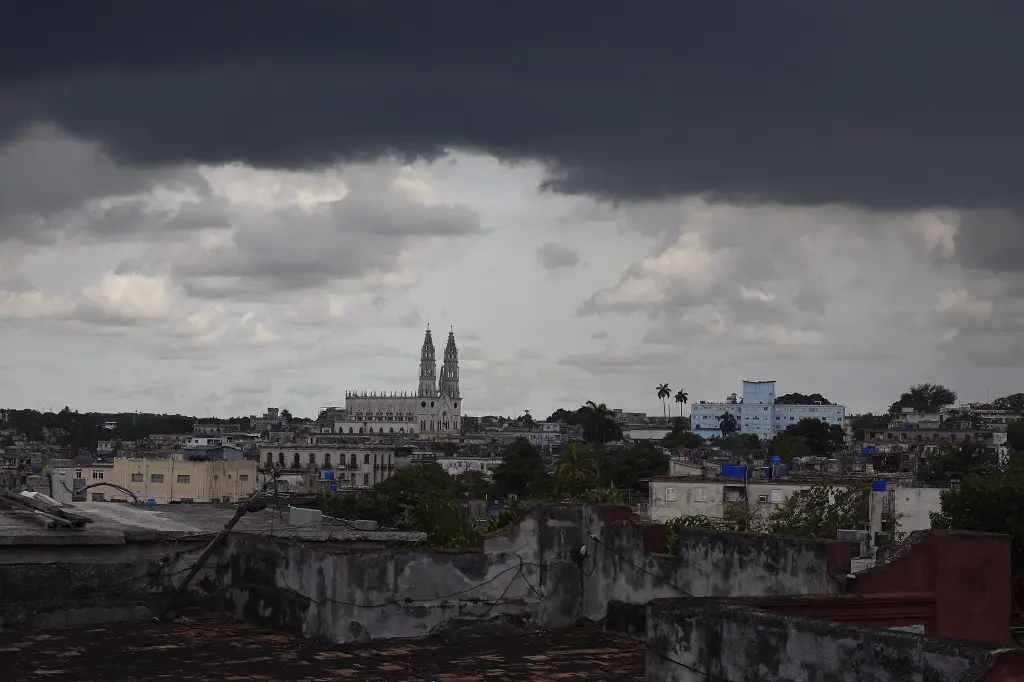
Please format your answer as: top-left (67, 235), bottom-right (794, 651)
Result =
top-left (418, 326), bottom-right (437, 397)
top-left (439, 328), bottom-right (460, 399)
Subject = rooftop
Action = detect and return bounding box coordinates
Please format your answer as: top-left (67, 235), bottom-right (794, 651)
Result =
top-left (0, 500), bottom-right (425, 545)
top-left (1, 614), bottom-right (645, 682)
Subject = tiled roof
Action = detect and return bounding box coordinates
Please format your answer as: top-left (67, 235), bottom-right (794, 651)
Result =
top-left (2, 615), bottom-right (645, 681)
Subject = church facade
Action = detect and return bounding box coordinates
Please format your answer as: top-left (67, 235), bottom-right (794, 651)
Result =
top-left (334, 326), bottom-right (462, 437)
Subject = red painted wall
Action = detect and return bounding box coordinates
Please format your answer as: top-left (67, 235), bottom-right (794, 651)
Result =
top-left (754, 531), bottom-right (1011, 646)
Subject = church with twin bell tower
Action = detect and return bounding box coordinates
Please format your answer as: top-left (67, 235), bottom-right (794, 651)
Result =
top-left (337, 326), bottom-right (461, 437)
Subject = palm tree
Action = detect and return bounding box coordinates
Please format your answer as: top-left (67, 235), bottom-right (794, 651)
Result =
top-left (581, 400), bottom-right (617, 444)
top-left (556, 443), bottom-right (597, 483)
top-left (674, 389), bottom-right (689, 417)
top-left (656, 383), bottom-right (671, 418)
top-left (717, 412), bottom-right (738, 437)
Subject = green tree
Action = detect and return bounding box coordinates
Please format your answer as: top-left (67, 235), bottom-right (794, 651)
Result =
top-left (656, 383), bottom-right (671, 418)
top-left (596, 441), bottom-right (669, 492)
top-left (775, 393), bottom-right (831, 405)
top-left (554, 443), bottom-right (598, 495)
top-left (519, 410), bottom-right (536, 428)
top-left (492, 437), bottom-right (550, 498)
top-left (711, 432), bottom-right (762, 452)
top-left (578, 401), bottom-right (622, 444)
top-left (767, 483), bottom-right (869, 539)
top-left (663, 418), bottom-right (702, 449)
top-left (850, 413), bottom-right (890, 435)
top-left (280, 409), bottom-right (293, 422)
top-left (994, 393), bottom-right (1024, 415)
top-left (674, 389), bottom-right (689, 417)
top-left (1007, 421), bottom-right (1024, 453)
top-left (768, 434), bottom-right (811, 464)
top-left (888, 383), bottom-right (958, 414)
top-left (776, 418), bottom-right (846, 457)
top-left (717, 412), bottom-right (738, 437)
top-left (930, 460), bottom-right (1024, 609)
top-left (918, 442), bottom-right (998, 482)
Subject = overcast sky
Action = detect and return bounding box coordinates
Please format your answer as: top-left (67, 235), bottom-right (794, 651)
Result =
top-left (1, 2), bottom-right (1022, 419)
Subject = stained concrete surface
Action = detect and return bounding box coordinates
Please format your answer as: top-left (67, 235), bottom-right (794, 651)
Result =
top-left (0, 613), bottom-right (645, 681)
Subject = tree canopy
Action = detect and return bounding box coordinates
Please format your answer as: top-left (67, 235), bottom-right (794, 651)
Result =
top-left (887, 383), bottom-right (957, 414)
top-left (773, 418), bottom-right (846, 457)
top-left (994, 393), bottom-right (1024, 415)
top-left (775, 393), bottom-right (831, 405)
top-left (491, 437), bottom-right (550, 498)
top-left (917, 441), bottom-right (998, 483)
top-left (546, 402), bottom-right (623, 443)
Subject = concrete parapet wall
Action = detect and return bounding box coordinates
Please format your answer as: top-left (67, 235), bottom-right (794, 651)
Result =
top-left (645, 599), bottom-right (1021, 682)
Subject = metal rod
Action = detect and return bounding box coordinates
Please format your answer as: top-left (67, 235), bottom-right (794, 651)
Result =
top-left (153, 496), bottom-right (267, 623)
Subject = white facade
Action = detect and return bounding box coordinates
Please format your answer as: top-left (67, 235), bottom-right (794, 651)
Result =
top-left (333, 327), bottom-right (462, 437)
top-left (436, 457), bottom-right (503, 478)
top-left (648, 477), bottom-right (826, 523)
top-left (257, 445), bottom-right (395, 489)
top-left (690, 380), bottom-right (845, 442)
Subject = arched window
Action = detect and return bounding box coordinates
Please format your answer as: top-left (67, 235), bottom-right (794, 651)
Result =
top-left (350, 454), bottom-right (357, 468)
top-left (359, 427), bottom-right (364, 434)
top-left (399, 428), bottom-right (405, 434)
top-left (379, 427), bottom-right (384, 434)
top-left (309, 453), bottom-right (316, 465)
top-left (348, 427), bottom-right (353, 433)
top-left (420, 420), bottom-right (426, 431)
top-left (265, 453), bottom-right (273, 465)
top-left (324, 453), bottom-right (331, 467)
top-left (293, 453), bottom-right (300, 466)
top-left (389, 427), bottom-right (394, 434)
top-left (278, 452), bottom-right (285, 465)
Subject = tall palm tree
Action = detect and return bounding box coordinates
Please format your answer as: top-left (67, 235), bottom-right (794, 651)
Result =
top-left (674, 389), bottom-right (689, 417)
top-left (656, 383), bottom-right (671, 418)
top-left (717, 412), bottom-right (738, 437)
top-left (581, 400), bottom-right (616, 444)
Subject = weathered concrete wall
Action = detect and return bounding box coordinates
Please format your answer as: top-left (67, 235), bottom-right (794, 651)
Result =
top-left (218, 504), bottom-right (586, 643)
top-left (0, 540), bottom-right (217, 631)
top-left (895, 486), bottom-right (944, 533)
top-left (582, 505), bottom-right (848, 624)
top-left (645, 599), bottom-right (1022, 682)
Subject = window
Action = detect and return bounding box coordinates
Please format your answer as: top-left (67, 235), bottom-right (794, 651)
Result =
top-left (770, 489), bottom-right (784, 504)
top-left (239, 474), bottom-right (249, 481)
top-left (131, 473), bottom-right (144, 482)
top-left (91, 493), bottom-right (104, 501)
top-left (348, 427), bottom-right (353, 433)
top-left (151, 474), bottom-right (164, 483)
top-left (665, 487), bottom-right (677, 502)
top-left (92, 470), bottom-right (104, 479)
top-left (177, 474), bottom-right (191, 483)
top-left (695, 487), bottom-right (707, 503)
top-left (324, 453), bottom-right (331, 466)
top-left (364, 453), bottom-right (370, 464)
top-left (363, 474), bottom-right (369, 485)
top-left (74, 469), bottom-right (83, 479)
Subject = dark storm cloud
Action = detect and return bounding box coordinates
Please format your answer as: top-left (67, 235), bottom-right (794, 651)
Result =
top-left (3, 1), bottom-right (1024, 216)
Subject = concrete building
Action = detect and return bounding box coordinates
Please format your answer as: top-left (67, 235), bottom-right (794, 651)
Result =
top-left (690, 380), bottom-right (846, 442)
top-left (256, 444), bottom-right (395, 489)
top-left (435, 456), bottom-right (503, 479)
top-left (48, 459), bottom-right (256, 504)
top-left (193, 422), bottom-right (242, 435)
top-left (647, 476), bottom-right (837, 523)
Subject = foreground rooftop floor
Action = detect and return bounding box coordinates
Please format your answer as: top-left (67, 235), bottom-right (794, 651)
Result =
top-left (1, 615), bottom-right (644, 681)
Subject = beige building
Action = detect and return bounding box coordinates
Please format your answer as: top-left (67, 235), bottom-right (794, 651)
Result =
top-left (111, 459), bottom-right (257, 504)
top-left (647, 477), bottom-right (851, 524)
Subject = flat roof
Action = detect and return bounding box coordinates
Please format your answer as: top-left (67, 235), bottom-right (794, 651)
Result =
top-left (0, 502), bottom-right (425, 546)
top-left (1, 615), bottom-right (645, 681)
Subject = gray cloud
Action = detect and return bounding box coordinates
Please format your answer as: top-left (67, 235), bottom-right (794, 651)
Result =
top-left (3, 2), bottom-right (1024, 221)
top-left (536, 242), bottom-right (579, 272)
top-left (170, 170), bottom-right (481, 299)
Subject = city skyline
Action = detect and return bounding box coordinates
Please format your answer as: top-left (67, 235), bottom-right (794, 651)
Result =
top-left (1, 3), bottom-right (1021, 419)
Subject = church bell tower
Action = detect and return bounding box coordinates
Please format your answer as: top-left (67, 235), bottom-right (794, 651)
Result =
top-left (418, 326), bottom-right (437, 397)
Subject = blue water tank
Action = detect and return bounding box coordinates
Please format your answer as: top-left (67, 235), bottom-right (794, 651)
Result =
top-left (324, 470), bottom-right (335, 480)
top-left (872, 479), bottom-right (887, 492)
top-left (328, 484), bottom-right (338, 492)
top-left (147, 499), bottom-right (156, 504)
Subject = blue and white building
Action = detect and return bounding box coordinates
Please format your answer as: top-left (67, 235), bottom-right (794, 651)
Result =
top-left (690, 380), bottom-right (845, 442)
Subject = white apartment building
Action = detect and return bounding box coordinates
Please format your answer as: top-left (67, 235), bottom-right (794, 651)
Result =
top-left (256, 445), bottom-right (395, 489)
top-left (690, 380), bottom-right (845, 443)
